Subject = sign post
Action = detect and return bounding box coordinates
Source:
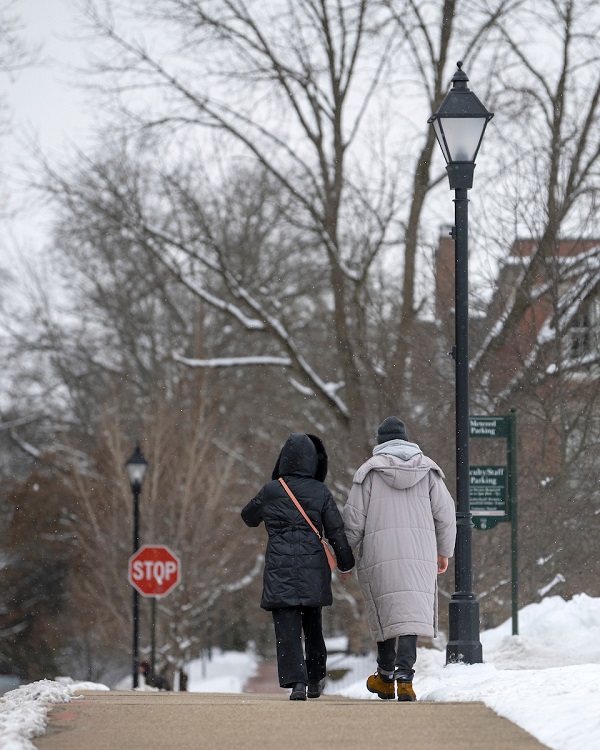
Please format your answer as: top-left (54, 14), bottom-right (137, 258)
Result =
top-left (507, 409), bottom-right (518, 635)
top-left (128, 545), bottom-right (181, 684)
top-left (469, 411), bottom-right (518, 634)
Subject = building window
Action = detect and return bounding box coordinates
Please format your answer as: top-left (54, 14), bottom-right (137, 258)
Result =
top-left (569, 298), bottom-right (599, 358)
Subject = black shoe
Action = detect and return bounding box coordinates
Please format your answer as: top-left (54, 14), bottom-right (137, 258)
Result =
top-left (307, 678), bottom-right (326, 699)
top-left (290, 682), bottom-right (307, 701)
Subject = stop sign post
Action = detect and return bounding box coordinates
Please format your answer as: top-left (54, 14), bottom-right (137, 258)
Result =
top-left (128, 545), bottom-right (181, 688)
top-left (128, 545), bottom-right (181, 598)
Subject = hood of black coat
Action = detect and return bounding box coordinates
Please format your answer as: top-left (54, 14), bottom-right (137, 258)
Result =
top-left (271, 433), bottom-right (328, 481)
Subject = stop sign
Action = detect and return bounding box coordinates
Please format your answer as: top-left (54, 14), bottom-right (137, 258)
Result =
top-left (128, 545), bottom-right (181, 598)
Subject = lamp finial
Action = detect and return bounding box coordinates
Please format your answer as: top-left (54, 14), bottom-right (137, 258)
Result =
top-left (452, 61), bottom-right (469, 89)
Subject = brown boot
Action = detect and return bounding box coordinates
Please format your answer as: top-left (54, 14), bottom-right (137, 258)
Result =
top-left (366, 672), bottom-right (395, 700)
top-left (396, 680), bottom-right (416, 701)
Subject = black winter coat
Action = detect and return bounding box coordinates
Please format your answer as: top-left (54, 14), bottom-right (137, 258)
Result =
top-left (241, 433), bottom-right (355, 610)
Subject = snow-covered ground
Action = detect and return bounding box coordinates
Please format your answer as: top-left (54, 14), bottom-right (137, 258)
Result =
top-left (332, 594), bottom-right (600, 750)
top-left (1, 595), bottom-right (598, 750)
top-left (186, 648), bottom-right (259, 693)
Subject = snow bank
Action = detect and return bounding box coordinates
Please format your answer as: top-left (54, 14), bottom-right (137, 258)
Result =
top-left (0, 677), bottom-right (109, 750)
top-left (481, 593), bottom-right (600, 668)
top-left (186, 648), bottom-right (259, 693)
top-left (0, 680), bottom-right (72, 750)
top-left (334, 594), bottom-right (600, 750)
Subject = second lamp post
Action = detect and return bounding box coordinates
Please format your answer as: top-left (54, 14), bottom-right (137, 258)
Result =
top-left (125, 442), bottom-right (149, 688)
top-left (428, 62), bottom-right (493, 665)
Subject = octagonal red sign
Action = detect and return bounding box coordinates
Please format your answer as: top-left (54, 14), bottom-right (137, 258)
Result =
top-left (128, 545), bottom-right (181, 598)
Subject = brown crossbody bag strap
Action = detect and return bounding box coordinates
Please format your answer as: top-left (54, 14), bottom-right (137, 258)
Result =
top-left (278, 477), bottom-right (337, 570)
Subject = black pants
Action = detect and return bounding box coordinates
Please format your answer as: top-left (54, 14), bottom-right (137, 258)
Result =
top-left (377, 634), bottom-right (418, 679)
top-left (271, 607), bottom-right (327, 688)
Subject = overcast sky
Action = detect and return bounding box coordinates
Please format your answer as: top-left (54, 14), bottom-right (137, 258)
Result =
top-left (10, 0), bottom-right (91, 153)
top-left (2, 0), bottom-right (95, 271)
top-left (2, 0), bottom-right (500, 289)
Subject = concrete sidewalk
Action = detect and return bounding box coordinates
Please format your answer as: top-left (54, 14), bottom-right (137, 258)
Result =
top-left (34, 691), bottom-right (549, 750)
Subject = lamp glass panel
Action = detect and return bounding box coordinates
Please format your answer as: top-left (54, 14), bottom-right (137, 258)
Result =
top-left (126, 462), bottom-right (147, 485)
top-left (439, 117), bottom-right (485, 162)
top-left (433, 119), bottom-right (450, 163)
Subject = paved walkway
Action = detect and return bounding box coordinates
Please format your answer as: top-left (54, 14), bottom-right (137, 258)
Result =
top-left (34, 691), bottom-right (549, 750)
top-left (243, 657), bottom-right (280, 693)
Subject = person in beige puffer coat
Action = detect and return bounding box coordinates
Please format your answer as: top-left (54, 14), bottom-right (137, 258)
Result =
top-left (342, 417), bottom-right (456, 701)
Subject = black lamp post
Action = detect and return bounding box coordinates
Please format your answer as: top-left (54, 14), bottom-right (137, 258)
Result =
top-left (125, 442), bottom-right (149, 688)
top-left (428, 62), bottom-right (493, 665)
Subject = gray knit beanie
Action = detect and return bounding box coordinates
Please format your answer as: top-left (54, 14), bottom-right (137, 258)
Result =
top-left (377, 416), bottom-right (408, 444)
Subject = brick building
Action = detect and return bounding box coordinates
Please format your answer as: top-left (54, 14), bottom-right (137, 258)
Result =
top-left (433, 231), bottom-right (600, 621)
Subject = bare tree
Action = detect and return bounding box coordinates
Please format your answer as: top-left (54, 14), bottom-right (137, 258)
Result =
top-left (379, 0), bottom-right (520, 400)
top-left (0, 471), bottom-right (75, 680)
top-left (471, 0), bottom-right (600, 389)
top-left (63, 2), bottom-right (389, 455)
top-left (50, 373), bottom-right (272, 683)
top-left (10, 0), bottom-right (600, 655)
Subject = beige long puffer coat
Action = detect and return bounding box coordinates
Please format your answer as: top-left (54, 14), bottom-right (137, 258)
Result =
top-left (342, 450), bottom-right (456, 641)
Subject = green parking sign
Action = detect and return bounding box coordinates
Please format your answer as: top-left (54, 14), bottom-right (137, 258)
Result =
top-left (470, 465), bottom-right (507, 529)
top-left (470, 416), bottom-right (509, 439)
top-left (469, 410), bottom-right (519, 635)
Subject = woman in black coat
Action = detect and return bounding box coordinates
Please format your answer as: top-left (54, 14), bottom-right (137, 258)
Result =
top-left (241, 433), bottom-right (354, 700)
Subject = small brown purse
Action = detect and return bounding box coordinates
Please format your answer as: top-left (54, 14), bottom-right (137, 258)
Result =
top-left (278, 478), bottom-right (337, 570)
